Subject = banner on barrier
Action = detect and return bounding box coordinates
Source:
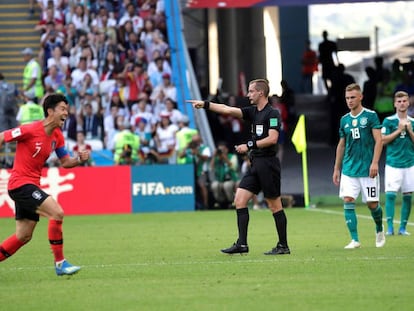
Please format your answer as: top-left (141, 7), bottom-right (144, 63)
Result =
top-left (0, 166), bottom-right (131, 217)
top-left (131, 164), bottom-right (195, 213)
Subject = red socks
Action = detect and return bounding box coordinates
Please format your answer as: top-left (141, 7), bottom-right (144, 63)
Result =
top-left (48, 219), bottom-right (64, 262)
top-left (0, 219), bottom-right (65, 263)
top-left (0, 234), bottom-right (26, 261)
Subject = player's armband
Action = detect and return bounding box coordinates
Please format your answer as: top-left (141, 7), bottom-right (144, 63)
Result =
top-left (55, 146), bottom-right (69, 159)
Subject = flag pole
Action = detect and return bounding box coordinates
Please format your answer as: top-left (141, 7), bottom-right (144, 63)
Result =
top-left (302, 147), bottom-right (310, 208)
top-left (290, 114), bottom-right (310, 208)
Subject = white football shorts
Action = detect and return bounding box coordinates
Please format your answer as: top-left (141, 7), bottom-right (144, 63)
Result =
top-left (339, 174), bottom-right (380, 203)
top-left (384, 165), bottom-right (414, 193)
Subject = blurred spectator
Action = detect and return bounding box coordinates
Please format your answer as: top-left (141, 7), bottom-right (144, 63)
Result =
top-left (77, 73), bottom-right (99, 101)
top-left (103, 105), bottom-right (120, 149)
top-left (139, 0), bottom-right (157, 19)
top-left (279, 80), bottom-right (296, 134)
top-left (154, 111), bottom-right (178, 164)
top-left (113, 118), bottom-right (140, 165)
top-left (82, 88), bottom-right (101, 115)
top-left (318, 30), bottom-right (339, 92)
top-left (116, 20), bottom-right (134, 61)
top-left (147, 32), bottom-right (169, 64)
top-left (99, 50), bottom-right (122, 81)
top-left (69, 33), bottom-right (89, 69)
top-left (147, 54), bottom-right (171, 79)
top-left (62, 104), bottom-right (78, 142)
top-left (150, 72), bottom-right (176, 112)
top-left (106, 114), bottom-right (124, 151)
top-left (21, 47), bottom-right (44, 103)
top-left (300, 39), bottom-right (318, 94)
top-left (113, 89), bottom-right (129, 113)
top-left (329, 63), bottom-right (355, 143)
top-left (63, 22), bottom-right (79, 55)
top-left (35, 6), bottom-right (64, 33)
top-left (161, 97), bottom-right (182, 125)
top-left (118, 3), bottom-right (144, 34)
top-left (148, 56), bottom-right (167, 88)
top-left (124, 32), bottom-right (142, 63)
top-left (71, 57), bottom-right (99, 93)
top-left (135, 117), bottom-right (159, 164)
top-left (140, 19), bottom-right (158, 62)
top-left (117, 0), bottom-right (130, 20)
top-left (69, 4), bottom-right (90, 32)
top-left (374, 69), bottom-right (398, 122)
top-left (44, 65), bottom-right (65, 93)
top-left (40, 21), bottom-right (65, 72)
top-left (73, 131), bottom-right (94, 166)
top-left (210, 142), bottom-right (238, 209)
top-left (112, 75), bottom-right (129, 105)
top-left (16, 91), bottom-right (44, 125)
top-left (178, 134), bottom-right (211, 210)
top-left (81, 102), bottom-right (101, 139)
top-left (56, 75), bottom-right (77, 107)
top-left (175, 114), bottom-right (198, 164)
top-left (130, 97), bottom-right (156, 133)
top-left (105, 90), bottom-right (128, 118)
top-left (374, 56), bottom-right (385, 84)
top-left (91, 0), bottom-right (115, 16)
top-left (217, 95), bottom-right (243, 148)
top-left (362, 66), bottom-right (377, 110)
top-left (38, 0), bottom-right (64, 26)
top-left (163, 47), bottom-right (171, 66)
top-left (135, 47), bottom-right (149, 70)
top-left (80, 45), bottom-right (98, 70)
top-left (270, 95), bottom-right (288, 163)
top-left (391, 59), bottom-right (404, 83)
top-left (90, 6), bottom-right (117, 34)
top-left (0, 73), bottom-right (19, 131)
top-left (47, 45), bottom-right (69, 75)
top-left (120, 61), bottom-right (152, 110)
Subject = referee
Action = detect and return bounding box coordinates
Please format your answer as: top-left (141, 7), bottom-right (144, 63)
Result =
top-left (187, 78), bottom-right (290, 255)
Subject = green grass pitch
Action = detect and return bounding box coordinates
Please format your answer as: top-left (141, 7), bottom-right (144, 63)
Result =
top-left (0, 206), bottom-right (413, 311)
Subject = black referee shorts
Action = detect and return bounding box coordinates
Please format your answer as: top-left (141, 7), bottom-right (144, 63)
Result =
top-left (238, 156), bottom-right (281, 199)
top-left (8, 184), bottom-right (49, 221)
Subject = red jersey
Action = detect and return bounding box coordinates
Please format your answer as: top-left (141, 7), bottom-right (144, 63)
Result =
top-left (302, 49), bottom-right (318, 75)
top-left (4, 121), bottom-right (68, 190)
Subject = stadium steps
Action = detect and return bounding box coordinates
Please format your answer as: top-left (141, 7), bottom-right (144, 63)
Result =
top-left (0, 1), bottom-right (40, 88)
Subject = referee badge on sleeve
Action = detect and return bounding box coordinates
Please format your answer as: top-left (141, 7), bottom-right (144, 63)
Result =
top-left (11, 128), bottom-right (21, 138)
top-left (270, 118), bottom-right (278, 127)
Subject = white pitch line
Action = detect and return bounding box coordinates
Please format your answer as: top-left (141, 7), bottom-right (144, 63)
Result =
top-left (307, 207), bottom-right (414, 227)
top-left (1, 255), bottom-right (413, 273)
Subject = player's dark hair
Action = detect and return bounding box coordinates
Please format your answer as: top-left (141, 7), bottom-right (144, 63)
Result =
top-left (250, 79), bottom-right (270, 97)
top-left (43, 93), bottom-right (68, 116)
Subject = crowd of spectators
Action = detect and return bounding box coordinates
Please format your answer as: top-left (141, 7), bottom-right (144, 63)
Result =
top-left (30, 0), bottom-right (194, 165)
top-left (22, 0), bottom-right (248, 209)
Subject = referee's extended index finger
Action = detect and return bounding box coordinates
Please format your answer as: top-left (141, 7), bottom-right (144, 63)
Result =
top-left (186, 99), bottom-right (203, 109)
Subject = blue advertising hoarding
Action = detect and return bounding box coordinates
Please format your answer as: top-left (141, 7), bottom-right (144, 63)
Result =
top-left (131, 164), bottom-right (195, 213)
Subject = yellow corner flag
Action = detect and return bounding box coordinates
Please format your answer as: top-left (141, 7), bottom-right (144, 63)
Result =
top-left (290, 114), bottom-right (310, 208)
top-left (291, 114), bottom-right (307, 153)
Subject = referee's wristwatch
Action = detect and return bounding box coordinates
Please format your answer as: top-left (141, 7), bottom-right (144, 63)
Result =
top-left (247, 140), bottom-right (257, 150)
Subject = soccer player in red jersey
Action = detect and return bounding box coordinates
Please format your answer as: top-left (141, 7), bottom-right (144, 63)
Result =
top-left (0, 93), bottom-right (90, 276)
